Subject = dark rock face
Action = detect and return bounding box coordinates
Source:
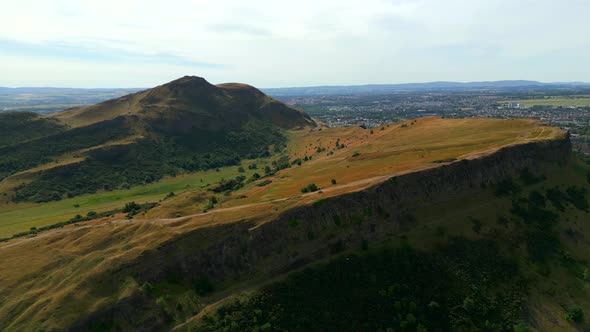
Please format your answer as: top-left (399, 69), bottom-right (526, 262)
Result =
top-left (81, 136), bottom-right (572, 330)
top-left (68, 293), bottom-right (168, 332)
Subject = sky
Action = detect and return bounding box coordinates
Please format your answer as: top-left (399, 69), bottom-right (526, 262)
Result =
top-left (0, 0), bottom-right (589, 88)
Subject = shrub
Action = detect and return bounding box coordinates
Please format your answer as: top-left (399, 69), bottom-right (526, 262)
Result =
top-left (333, 215), bottom-right (341, 226)
top-left (514, 321), bottom-right (533, 332)
top-left (565, 186), bottom-right (588, 211)
top-left (528, 191), bottom-right (546, 207)
top-left (470, 217), bottom-right (482, 234)
top-left (565, 305), bottom-right (584, 322)
top-left (301, 183), bottom-right (319, 193)
top-left (494, 178), bottom-right (521, 197)
top-left (193, 277), bottom-right (215, 296)
top-left (123, 201), bottom-right (141, 213)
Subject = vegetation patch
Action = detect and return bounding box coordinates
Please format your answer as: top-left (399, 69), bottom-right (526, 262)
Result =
top-left (193, 239), bottom-right (527, 332)
top-left (301, 183), bottom-right (319, 193)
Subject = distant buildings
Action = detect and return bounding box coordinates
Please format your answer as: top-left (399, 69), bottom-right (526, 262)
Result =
top-left (507, 102), bottom-right (526, 109)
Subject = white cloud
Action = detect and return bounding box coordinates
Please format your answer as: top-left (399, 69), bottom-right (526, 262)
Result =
top-left (0, 0), bottom-right (589, 87)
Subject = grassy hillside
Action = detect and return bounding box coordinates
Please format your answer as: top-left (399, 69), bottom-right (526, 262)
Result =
top-left (146, 117), bottom-right (563, 218)
top-left (1, 148), bottom-right (587, 331)
top-left (0, 117), bottom-right (562, 238)
top-left (0, 164), bottom-right (264, 238)
top-left (0, 76), bottom-right (315, 203)
top-left (0, 117), bottom-right (581, 331)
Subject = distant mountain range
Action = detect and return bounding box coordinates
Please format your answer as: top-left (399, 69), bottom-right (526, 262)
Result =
top-left (2, 80), bottom-right (588, 97)
top-left (1, 80), bottom-right (589, 107)
top-left (262, 80), bottom-right (590, 97)
top-left (0, 87), bottom-right (144, 95)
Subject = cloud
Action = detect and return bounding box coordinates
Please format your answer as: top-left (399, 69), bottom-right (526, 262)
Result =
top-left (0, 39), bottom-right (225, 68)
top-left (0, 0), bottom-right (589, 87)
top-left (208, 23), bottom-right (272, 38)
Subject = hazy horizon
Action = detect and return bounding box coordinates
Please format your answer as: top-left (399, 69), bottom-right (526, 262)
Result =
top-left (0, 79), bottom-right (588, 90)
top-left (1, 0), bottom-right (589, 88)
top-left (0, 75), bottom-right (590, 90)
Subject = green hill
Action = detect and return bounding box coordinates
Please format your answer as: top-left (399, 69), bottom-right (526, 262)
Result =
top-left (0, 76), bottom-right (315, 202)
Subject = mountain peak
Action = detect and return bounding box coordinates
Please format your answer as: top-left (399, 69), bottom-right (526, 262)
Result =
top-left (163, 75), bottom-right (213, 89)
top-left (50, 76), bottom-right (315, 130)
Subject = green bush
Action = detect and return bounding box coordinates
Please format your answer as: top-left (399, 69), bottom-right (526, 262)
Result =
top-left (565, 305), bottom-right (584, 322)
top-left (301, 183), bottom-right (319, 193)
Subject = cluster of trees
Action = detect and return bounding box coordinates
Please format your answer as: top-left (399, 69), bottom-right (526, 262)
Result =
top-left (0, 112), bottom-right (64, 147)
top-left (194, 239), bottom-right (530, 331)
top-left (11, 119), bottom-right (288, 202)
top-left (301, 183), bottom-right (319, 193)
top-left (0, 116), bottom-right (132, 181)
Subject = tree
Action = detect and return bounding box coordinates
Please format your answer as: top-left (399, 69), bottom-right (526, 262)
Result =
top-left (331, 179), bottom-right (337, 185)
top-left (470, 217), bottom-right (482, 234)
top-left (514, 321), bottom-right (533, 332)
top-left (566, 306), bottom-right (584, 322)
top-left (302, 183), bottom-right (319, 193)
top-left (123, 201), bottom-right (141, 213)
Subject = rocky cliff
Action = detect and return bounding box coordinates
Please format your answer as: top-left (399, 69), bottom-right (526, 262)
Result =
top-left (74, 135), bottom-right (572, 331)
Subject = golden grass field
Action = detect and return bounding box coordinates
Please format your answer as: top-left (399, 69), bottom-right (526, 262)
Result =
top-left (147, 117), bottom-right (564, 218)
top-left (0, 117), bottom-right (563, 238)
top-left (0, 117), bottom-right (573, 331)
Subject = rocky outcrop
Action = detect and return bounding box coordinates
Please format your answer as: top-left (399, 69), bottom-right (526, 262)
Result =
top-left (131, 135), bottom-right (570, 281)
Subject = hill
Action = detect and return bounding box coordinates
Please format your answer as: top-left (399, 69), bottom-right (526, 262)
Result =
top-left (0, 76), bottom-right (315, 203)
top-left (3, 116), bottom-right (588, 331)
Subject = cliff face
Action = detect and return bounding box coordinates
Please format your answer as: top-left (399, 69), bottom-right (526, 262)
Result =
top-left (75, 136), bottom-right (572, 330)
top-left (136, 136), bottom-right (571, 279)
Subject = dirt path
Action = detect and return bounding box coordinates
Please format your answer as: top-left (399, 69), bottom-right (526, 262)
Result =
top-left (0, 168), bottom-right (406, 250)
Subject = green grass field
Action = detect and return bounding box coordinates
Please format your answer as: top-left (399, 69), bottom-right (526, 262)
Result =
top-left (500, 96), bottom-right (590, 107)
top-left (0, 164), bottom-right (261, 238)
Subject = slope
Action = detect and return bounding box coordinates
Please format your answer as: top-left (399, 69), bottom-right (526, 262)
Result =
top-left (0, 76), bottom-right (315, 204)
top-left (0, 117), bottom-right (582, 332)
